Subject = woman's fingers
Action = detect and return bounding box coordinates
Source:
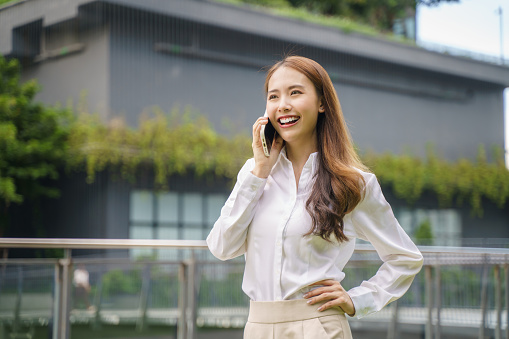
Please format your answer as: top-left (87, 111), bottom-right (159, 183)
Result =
top-left (304, 286), bottom-right (336, 299)
top-left (305, 280), bottom-right (341, 299)
top-left (304, 288), bottom-right (342, 305)
top-left (309, 279), bottom-right (337, 286)
top-left (307, 289), bottom-right (355, 315)
top-left (304, 280), bottom-right (355, 315)
top-left (252, 117), bottom-right (268, 146)
top-left (251, 117), bottom-right (268, 159)
top-left (316, 297), bottom-right (353, 314)
top-left (251, 116), bottom-right (281, 178)
top-left (308, 290), bottom-right (349, 305)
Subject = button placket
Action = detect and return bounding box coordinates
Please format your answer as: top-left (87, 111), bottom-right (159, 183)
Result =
top-left (274, 177), bottom-right (297, 300)
top-left (274, 152), bottom-right (301, 301)
top-left (274, 211), bottom-right (286, 300)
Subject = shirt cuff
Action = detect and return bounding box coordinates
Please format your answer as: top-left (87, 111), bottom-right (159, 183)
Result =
top-left (347, 286), bottom-right (376, 319)
top-left (237, 171), bottom-right (267, 201)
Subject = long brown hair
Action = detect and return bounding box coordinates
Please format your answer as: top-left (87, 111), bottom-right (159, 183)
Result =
top-left (264, 56), bottom-right (368, 242)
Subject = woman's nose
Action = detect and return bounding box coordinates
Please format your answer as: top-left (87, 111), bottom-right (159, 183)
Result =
top-left (278, 97), bottom-right (291, 112)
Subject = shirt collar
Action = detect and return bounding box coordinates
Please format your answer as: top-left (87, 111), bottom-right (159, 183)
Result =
top-left (278, 147), bottom-right (319, 172)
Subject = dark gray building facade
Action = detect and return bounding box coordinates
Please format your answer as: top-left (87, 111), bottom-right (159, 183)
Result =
top-left (2, 0), bottom-right (509, 249)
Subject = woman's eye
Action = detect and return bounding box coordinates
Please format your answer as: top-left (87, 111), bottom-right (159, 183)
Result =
top-left (291, 90), bottom-right (302, 95)
top-left (268, 94), bottom-right (277, 100)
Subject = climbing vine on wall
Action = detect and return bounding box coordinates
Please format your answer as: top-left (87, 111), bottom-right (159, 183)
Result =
top-left (363, 145), bottom-right (509, 216)
top-left (67, 106), bottom-right (252, 187)
top-left (68, 106), bottom-right (509, 217)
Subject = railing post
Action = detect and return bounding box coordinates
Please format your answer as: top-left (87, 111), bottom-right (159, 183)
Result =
top-left (386, 300), bottom-right (399, 339)
top-left (187, 255), bottom-right (197, 339)
top-left (53, 262), bottom-right (61, 339)
top-left (136, 263), bottom-right (152, 332)
top-left (0, 250), bottom-right (5, 339)
top-left (177, 262), bottom-right (188, 339)
top-left (59, 249), bottom-right (72, 339)
top-left (92, 270), bottom-right (103, 330)
top-left (425, 265), bottom-right (433, 339)
top-left (434, 265), bottom-right (441, 339)
top-left (479, 258), bottom-right (488, 339)
top-left (0, 249), bottom-right (7, 304)
top-left (494, 265), bottom-right (501, 339)
top-left (504, 263), bottom-right (508, 339)
top-left (12, 266), bottom-right (23, 334)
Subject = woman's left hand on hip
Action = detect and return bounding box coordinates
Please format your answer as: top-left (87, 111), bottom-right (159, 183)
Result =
top-left (303, 279), bottom-right (355, 316)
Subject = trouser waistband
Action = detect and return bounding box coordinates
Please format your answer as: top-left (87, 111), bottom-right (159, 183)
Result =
top-left (247, 299), bottom-right (344, 324)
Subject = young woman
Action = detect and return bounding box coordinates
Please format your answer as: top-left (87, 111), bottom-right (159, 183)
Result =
top-left (207, 56), bottom-right (423, 338)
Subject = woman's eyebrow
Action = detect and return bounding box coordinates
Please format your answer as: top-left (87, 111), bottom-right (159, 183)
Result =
top-left (288, 84), bottom-right (305, 90)
top-left (268, 84), bottom-right (305, 93)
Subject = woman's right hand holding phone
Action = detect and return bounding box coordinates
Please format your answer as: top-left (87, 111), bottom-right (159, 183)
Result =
top-left (251, 116), bottom-right (283, 178)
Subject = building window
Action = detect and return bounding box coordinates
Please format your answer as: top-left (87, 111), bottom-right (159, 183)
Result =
top-left (33, 20), bottom-right (85, 62)
top-left (395, 207), bottom-right (462, 246)
top-left (129, 190), bottom-right (226, 258)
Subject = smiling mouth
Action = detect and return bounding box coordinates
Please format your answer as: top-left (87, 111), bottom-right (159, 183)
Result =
top-left (278, 116), bottom-right (300, 126)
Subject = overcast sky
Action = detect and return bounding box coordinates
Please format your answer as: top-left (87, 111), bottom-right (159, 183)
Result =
top-left (416, 0), bottom-right (509, 163)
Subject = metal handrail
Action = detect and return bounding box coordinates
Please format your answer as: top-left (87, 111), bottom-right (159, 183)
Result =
top-left (1, 238), bottom-right (509, 255)
top-left (0, 238), bottom-right (209, 249)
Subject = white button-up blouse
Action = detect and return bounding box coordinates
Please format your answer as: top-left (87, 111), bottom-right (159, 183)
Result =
top-left (206, 149), bottom-right (423, 318)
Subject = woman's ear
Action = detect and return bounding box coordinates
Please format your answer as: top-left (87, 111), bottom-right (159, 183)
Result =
top-left (318, 98), bottom-right (325, 113)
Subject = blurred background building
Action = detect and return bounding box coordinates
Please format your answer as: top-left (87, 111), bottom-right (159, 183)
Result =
top-left (1, 0), bottom-right (509, 254)
top-left (1, 1), bottom-right (509, 339)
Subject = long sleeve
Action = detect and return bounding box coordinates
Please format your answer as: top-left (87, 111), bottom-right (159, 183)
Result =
top-left (347, 173), bottom-right (424, 318)
top-left (206, 159), bottom-right (267, 261)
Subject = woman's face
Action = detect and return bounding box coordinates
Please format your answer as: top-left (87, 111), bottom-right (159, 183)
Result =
top-left (266, 66), bottom-right (324, 147)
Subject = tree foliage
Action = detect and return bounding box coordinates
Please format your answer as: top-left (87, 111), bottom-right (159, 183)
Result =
top-left (288, 0), bottom-right (416, 31)
top-left (225, 0), bottom-right (459, 31)
top-left (0, 56), bottom-right (72, 207)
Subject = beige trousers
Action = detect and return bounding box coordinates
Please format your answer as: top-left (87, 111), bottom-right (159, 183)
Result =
top-left (244, 299), bottom-right (353, 339)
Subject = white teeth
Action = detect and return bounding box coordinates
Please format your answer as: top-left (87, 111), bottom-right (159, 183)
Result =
top-left (280, 117), bottom-right (299, 124)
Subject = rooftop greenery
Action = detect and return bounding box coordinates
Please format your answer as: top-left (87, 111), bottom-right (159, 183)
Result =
top-left (211, 0), bottom-right (438, 45)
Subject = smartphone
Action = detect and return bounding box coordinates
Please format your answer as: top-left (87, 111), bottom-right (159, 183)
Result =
top-left (260, 110), bottom-right (276, 157)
